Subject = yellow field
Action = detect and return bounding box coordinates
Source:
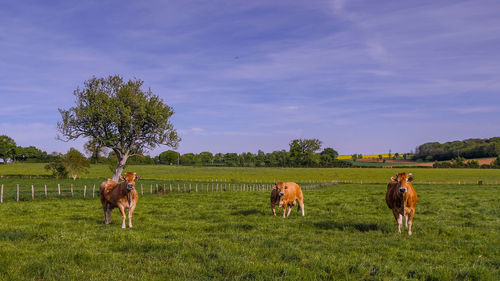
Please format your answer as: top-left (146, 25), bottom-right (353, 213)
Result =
top-left (338, 154), bottom-right (391, 160)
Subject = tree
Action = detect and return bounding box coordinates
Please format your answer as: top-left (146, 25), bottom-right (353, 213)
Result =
top-left (378, 154), bottom-right (383, 162)
top-left (58, 75), bottom-right (180, 180)
top-left (15, 146), bottom-right (47, 162)
top-left (44, 156), bottom-right (68, 179)
top-left (289, 139), bottom-right (322, 167)
top-left (321, 148), bottom-right (338, 160)
top-left (0, 135), bottom-right (16, 163)
top-left (61, 148), bottom-right (90, 180)
top-left (394, 152), bottom-right (400, 159)
top-left (180, 153), bottom-right (196, 165)
top-left (158, 150), bottom-right (179, 165)
top-left (198, 152), bottom-right (214, 165)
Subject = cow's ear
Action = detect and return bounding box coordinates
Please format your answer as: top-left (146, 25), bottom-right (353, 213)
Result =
top-left (390, 176), bottom-right (396, 182)
top-left (135, 176), bottom-right (141, 181)
top-left (408, 176), bottom-right (414, 182)
top-left (120, 175), bottom-right (125, 181)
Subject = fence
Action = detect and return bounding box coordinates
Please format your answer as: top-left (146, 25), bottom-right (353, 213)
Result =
top-left (0, 181), bottom-right (331, 203)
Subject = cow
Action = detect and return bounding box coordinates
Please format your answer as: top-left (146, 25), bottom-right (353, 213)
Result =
top-left (386, 172), bottom-right (418, 235)
top-left (275, 182), bottom-right (305, 218)
top-left (100, 172), bottom-right (139, 228)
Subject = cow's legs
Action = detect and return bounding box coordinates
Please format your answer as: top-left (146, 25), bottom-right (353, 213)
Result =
top-left (286, 205), bottom-right (293, 217)
top-left (271, 205), bottom-right (276, 216)
top-left (118, 205), bottom-right (126, 228)
top-left (103, 205), bottom-right (108, 224)
top-left (128, 204), bottom-right (135, 228)
top-left (397, 214), bottom-right (403, 234)
top-left (104, 203), bottom-right (111, 224)
top-left (405, 215), bottom-right (409, 228)
top-left (282, 206), bottom-right (287, 218)
top-left (392, 209), bottom-right (402, 233)
top-left (408, 210), bottom-right (415, 236)
top-left (299, 200), bottom-right (305, 216)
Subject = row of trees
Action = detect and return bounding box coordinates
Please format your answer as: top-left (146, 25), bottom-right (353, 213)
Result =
top-left (1, 134), bottom-right (349, 169)
top-left (432, 156), bottom-right (500, 169)
top-left (155, 141), bottom-right (348, 168)
top-left (415, 137), bottom-right (500, 161)
top-left (0, 135), bottom-right (58, 163)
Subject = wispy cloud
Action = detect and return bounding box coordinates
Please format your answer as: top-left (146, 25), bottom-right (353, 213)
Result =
top-left (1, 0), bottom-right (499, 155)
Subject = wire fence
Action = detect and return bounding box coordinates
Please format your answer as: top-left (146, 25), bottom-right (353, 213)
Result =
top-left (0, 181), bottom-right (332, 203)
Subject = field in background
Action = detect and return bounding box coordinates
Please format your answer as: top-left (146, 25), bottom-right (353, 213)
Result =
top-left (0, 183), bottom-right (499, 280)
top-left (2, 163), bottom-right (500, 184)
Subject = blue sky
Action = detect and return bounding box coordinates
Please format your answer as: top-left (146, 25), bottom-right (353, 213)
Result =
top-left (1, 0), bottom-right (499, 156)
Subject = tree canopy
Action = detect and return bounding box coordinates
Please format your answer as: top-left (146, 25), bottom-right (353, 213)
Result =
top-left (61, 148), bottom-right (90, 180)
top-left (57, 75), bottom-right (180, 180)
top-left (0, 135), bottom-right (16, 163)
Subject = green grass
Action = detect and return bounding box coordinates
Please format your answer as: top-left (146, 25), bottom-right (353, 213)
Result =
top-left (0, 183), bottom-right (499, 280)
top-left (2, 163), bottom-right (500, 184)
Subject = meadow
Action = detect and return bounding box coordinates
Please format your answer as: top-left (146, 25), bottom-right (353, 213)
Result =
top-left (2, 163), bottom-right (500, 184)
top-left (0, 164), bottom-right (499, 280)
top-left (0, 183), bottom-right (498, 280)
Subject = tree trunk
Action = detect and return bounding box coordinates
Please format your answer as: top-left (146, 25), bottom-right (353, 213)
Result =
top-left (112, 152), bottom-right (129, 181)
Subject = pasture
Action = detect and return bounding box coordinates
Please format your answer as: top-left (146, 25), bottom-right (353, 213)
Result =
top-left (0, 181), bottom-right (499, 280)
top-left (2, 163), bottom-right (500, 184)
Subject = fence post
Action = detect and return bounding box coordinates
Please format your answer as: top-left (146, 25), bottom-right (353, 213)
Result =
top-left (178, 184), bottom-right (180, 192)
top-left (140, 184), bottom-right (143, 195)
top-left (184, 184), bottom-right (186, 192)
top-left (195, 184), bottom-right (198, 192)
top-left (17, 184), bottom-right (19, 202)
top-left (71, 184), bottom-right (74, 197)
top-left (84, 185), bottom-right (87, 199)
top-left (156, 184), bottom-right (158, 193)
top-left (45, 184), bottom-right (47, 197)
top-left (170, 184), bottom-right (172, 193)
top-left (58, 184), bottom-right (61, 196)
top-left (1, 184), bottom-right (3, 203)
top-left (150, 184), bottom-right (153, 194)
top-left (189, 183), bottom-right (192, 192)
top-left (93, 184), bottom-right (96, 198)
top-left (31, 185), bottom-right (34, 200)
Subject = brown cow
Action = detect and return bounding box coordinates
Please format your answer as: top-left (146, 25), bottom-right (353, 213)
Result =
top-left (386, 172), bottom-right (418, 235)
top-left (276, 182), bottom-right (305, 218)
top-left (100, 172), bottom-right (139, 228)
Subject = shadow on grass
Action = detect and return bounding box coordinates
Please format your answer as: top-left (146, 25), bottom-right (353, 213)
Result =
top-left (231, 209), bottom-right (266, 216)
top-left (314, 220), bottom-right (386, 232)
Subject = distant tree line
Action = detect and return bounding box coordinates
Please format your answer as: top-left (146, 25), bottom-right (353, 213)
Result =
top-left (0, 135), bottom-right (352, 168)
top-left (414, 137), bottom-right (500, 162)
top-left (432, 156), bottom-right (500, 169)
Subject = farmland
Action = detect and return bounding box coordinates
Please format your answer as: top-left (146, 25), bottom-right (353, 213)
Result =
top-left (2, 163), bottom-right (500, 184)
top-left (0, 164), bottom-right (499, 280)
top-left (0, 183), bottom-right (499, 280)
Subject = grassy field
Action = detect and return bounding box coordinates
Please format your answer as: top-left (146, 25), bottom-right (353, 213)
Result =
top-left (2, 163), bottom-right (500, 184)
top-left (0, 183), bottom-right (498, 280)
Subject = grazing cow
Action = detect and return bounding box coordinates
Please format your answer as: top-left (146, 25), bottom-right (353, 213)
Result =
top-left (386, 172), bottom-right (418, 235)
top-left (276, 182), bottom-right (305, 218)
top-left (100, 172), bottom-right (140, 228)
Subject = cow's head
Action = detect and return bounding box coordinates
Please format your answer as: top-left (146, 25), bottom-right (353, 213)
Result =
top-left (120, 172), bottom-right (140, 191)
top-left (390, 172), bottom-right (413, 193)
top-left (275, 182), bottom-right (289, 207)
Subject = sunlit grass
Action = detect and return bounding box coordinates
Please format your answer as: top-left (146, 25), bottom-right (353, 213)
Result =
top-left (0, 183), bottom-right (498, 280)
